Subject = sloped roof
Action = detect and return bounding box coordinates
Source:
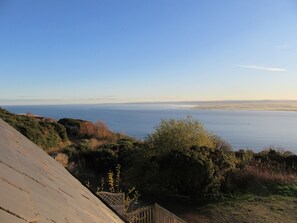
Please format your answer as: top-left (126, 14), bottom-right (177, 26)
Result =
top-left (0, 119), bottom-right (124, 223)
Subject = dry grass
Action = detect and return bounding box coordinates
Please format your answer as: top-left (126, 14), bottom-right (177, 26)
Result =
top-left (55, 153), bottom-right (69, 167)
top-left (168, 194), bottom-right (297, 223)
top-left (233, 161), bottom-right (297, 188)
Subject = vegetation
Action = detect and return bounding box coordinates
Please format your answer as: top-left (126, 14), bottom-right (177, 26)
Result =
top-left (0, 108), bottom-right (68, 150)
top-left (0, 108), bottom-right (124, 152)
top-left (171, 192), bottom-right (297, 223)
top-left (95, 164), bottom-right (140, 213)
top-left (59, 118), bottom-right (120, 140)
top-left (58, 118), bottom-right (84, 136)
top-left (146, 116), bottom-right (215, 152)
top-left (1, 108), bottom-right (297, 222)
top-left (55, 116), bottom-right (297, 204)
top-left (119, 117), bottom-right (236, 200)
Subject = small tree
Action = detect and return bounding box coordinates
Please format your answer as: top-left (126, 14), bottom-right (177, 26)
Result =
top-left (146, 116), bottom-right (215, 152)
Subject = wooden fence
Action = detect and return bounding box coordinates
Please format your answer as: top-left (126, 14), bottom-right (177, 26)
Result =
top-left (126, 205), bottom-right (154, 223)
top-left (97, 191), bottom-right (125, 216)
top-left (125, 203), bottom-right (187, 223)
top-left (97, 191), bottom-right (187, 223)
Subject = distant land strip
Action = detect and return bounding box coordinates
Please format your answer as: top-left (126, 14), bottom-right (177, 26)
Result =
top-left (190, 100), bottom-right (297, 112)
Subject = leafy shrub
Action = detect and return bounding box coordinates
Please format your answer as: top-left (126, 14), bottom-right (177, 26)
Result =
top-left (116, 117), bottom-right (237, 200)
top-left (59, 118), bottom-right (118, 141)
top-left (0, 108), bottom-right (68, 150)
top-left (58, 118), bottom-right (85, 136)
top-left (146, 116), bottom-right (215, 152)
top-left (164, 147), bottom-right (235, 199)
top-left (75, 149), bottom-right (118, 173)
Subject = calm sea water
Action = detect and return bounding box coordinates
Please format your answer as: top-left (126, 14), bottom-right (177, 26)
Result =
top-left (3, 104), bottom-right (297, 153)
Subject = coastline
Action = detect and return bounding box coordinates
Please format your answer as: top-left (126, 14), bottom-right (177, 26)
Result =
top-left (189, 101), bottom-right (297, 112)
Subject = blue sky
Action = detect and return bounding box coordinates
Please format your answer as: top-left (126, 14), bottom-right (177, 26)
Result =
top-left (0, 0), bottom-right (297, 105)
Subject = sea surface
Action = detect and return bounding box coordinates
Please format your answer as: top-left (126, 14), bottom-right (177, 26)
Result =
top-left (3, 104), bottom-right (297, 153)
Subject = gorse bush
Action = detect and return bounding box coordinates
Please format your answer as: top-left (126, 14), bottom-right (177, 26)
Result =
top-left (59, 118), bottom-right (119, 140)
top-left (64, 137), bottom-right (140, 176)
top-left (58, 118), bottom-right (83, 136)
top-left (122, 117), bottom-right (240, 200)
top-left (125, 146), bottom-right (237, 200)
top-left (0, 108), bottom-right (68, 150)
top-left (78, 149), bottom-right (118, 173)
top-left (147, 116), bottom-right (215, 152)
top-left (160, 148), bottom-right (218, 196)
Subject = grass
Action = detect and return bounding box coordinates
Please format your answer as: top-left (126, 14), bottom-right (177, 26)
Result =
top-left (165, 184), bottom-right (297, 223)
top-left (183, 195), bottom-right (297, 223)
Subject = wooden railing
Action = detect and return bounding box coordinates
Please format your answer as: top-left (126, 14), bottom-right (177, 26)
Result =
top-left (126, 205), bottom-right (154, 223)
top-left (154, 204), bottom-right (187, 223)
top-left (97, 191), bottom-right (187, 222)
top-left (125, 203), bottom-right (187, 223)
top-left (97, 191), bottom-right (125, 216)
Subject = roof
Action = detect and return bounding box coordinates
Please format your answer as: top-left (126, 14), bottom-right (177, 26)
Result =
top-left (0, 119), bottom-right (124, 223)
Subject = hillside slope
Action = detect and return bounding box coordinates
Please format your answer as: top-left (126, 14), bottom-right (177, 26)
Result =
top-left (0, 108), bottom-right (69, 150)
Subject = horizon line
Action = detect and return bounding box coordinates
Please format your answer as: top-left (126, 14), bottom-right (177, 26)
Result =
top-left (2, 99), bottom-right (297, 106)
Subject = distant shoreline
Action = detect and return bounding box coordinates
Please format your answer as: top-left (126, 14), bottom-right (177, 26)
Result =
top-left (2, 100), bottom-right (297, 112)
top-left (190, 101), bottom-right (297, 112)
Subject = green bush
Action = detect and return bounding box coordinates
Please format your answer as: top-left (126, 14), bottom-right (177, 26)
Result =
top-left (146, 116), bottom-right (215, 152)
top-left (58, 118), bottom-right (84, 136)
top-left (0, 108), bottom-right (68, 150)
top-left (125, 146), bottom-right (237, 200)
top-left (73, 149), bottom-right (118, 173)
top-left (123, 117), bottom-right (239, 200)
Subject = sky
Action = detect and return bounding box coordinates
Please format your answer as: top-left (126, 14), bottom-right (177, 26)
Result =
top-left (0, 0), bottom-right (297, 105)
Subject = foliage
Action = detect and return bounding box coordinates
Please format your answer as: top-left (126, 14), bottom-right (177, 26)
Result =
top-left (146, 116), bottom-right (215, 152)
top-left (122, 147), bottom-right (160, 194)
top-left (255, 149), bottom-right (297, 172)
top-left (98, 164), bottom-right (140, 213)
top-left (0, 108), bottom-right (68, 150)
top-left (4, 107), bottom-right (296, 203)
top-left (123, 117), bottom-right (297, 201)
top-left (77, 149), bottom-right (118, 173)
top-left (64, 137), bottom-right (139, 175)
top-left (211, 135), bottom-right (232, 151)
top-left (120, 117), bottom-right (239, 200)
top-left (58, 118), bottom-right (83, 136)
top-left (231, 149), bottom-right (297, 192)
top-left (108, 170), bottom-right (115, 193)
top-left (59, 118), bottom-right (119, 140)
top-left (125, 146), bottom-right (237, 200)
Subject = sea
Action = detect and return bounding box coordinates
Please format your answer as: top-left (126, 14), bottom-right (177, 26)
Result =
top-left (3, 104), bottom-right (297, 153)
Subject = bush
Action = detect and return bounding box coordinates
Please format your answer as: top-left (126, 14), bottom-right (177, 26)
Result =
top-left (231, 161), bottom-right (297, 193)
top-left (75, 149), bottom-right (118, 173)
top-left (158, 147), bottom-right (237, 199)
top-left (230, 149), bottom-right (297, 192)
top-left (123, 144), bottom-right (238, 200)
top-left (146, 116), bottom-right (215, 152)
top-left (58, 118), bottom-right (83, 136)
top-left (0, 108), bottom-right (68, 150)
top-left (121, 117), bottom-right (238, 200)
top-left (59, 118), bottom-right (118, 141)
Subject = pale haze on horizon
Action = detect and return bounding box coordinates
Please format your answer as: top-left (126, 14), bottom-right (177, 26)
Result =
top-left (1, 0), bottom-right (297, 105)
